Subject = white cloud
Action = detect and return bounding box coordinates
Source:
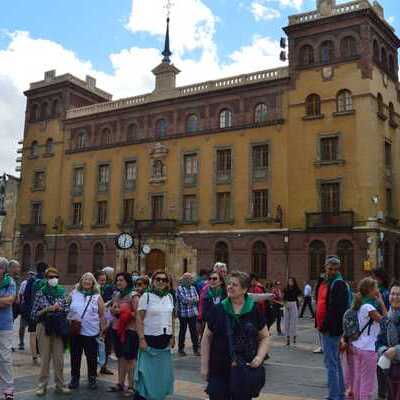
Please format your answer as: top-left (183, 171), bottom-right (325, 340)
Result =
top-left (0, 0), bottom-right (286, 175)
top-left (251, 1), bottom-right (281, 21)
top-left (277, 0), bottom-right (304, 10)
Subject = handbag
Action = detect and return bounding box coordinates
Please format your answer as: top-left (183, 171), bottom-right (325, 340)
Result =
top-left (225, 313), bottom-right (266, 398)
top-left (70, 295), bottom-right (93, 336)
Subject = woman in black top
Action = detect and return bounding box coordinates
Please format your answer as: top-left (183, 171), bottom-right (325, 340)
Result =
top-left (283, 277), bottom-right (302, 346)
top-left (201, 271), bottom-right (269, 400)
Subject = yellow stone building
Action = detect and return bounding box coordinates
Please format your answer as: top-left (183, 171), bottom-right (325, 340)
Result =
top-left (16, 0), bottom-right (400, 283)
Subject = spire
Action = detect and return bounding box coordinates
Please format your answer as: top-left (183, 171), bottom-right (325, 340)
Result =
top-left (162, 17), bottom-right (172, 64)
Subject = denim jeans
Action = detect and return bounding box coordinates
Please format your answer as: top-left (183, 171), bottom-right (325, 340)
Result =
top-left (322, 334), bottom-right (345, 400)
top-left (0, 330), bottom-right (14, 395)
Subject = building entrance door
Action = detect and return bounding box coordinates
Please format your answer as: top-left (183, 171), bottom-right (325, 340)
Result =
top-left (146, 249), bottom-right (166, 273)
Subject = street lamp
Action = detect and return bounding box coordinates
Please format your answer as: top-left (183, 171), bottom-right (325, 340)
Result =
top-left (283, 233), bottom-right (289, 281)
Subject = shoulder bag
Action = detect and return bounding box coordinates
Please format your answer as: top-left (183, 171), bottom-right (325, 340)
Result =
top-left (70, 295), bottom-right (93, 336)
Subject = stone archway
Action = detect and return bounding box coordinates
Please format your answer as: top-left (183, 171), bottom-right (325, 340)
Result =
top-left (146, 249), bottom-right (166, 274)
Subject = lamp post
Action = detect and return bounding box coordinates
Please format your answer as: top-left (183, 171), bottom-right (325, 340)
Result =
top-left (283, 233), bottom-right (289, 281)
top-left (0, 174), bottom-right (6, 239)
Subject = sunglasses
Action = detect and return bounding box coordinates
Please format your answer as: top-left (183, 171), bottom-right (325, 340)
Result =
top-left (208, 277), bottom-right (219, 281)
top-left (155, 277), bottom-right (168, 283)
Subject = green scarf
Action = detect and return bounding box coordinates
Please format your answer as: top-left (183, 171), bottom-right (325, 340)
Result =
top-left (41, 282), bottom-right (65, 298)
top-left (0, 274), bottom-right (11, 290)
top-left (326, 272), bottom-right (343, 285)
top-left (222, 294), bottom-right (255, 321)
top-left (207, 287), bottom-right (224, 299)
top-left (362, 296), bottom-right (379, 309)
top-left (149, 288), bottom-right (170, 297)
top-left (119, 287), bottom-right (133, 299)
top-left (79, 288), bottom-right (95, 297)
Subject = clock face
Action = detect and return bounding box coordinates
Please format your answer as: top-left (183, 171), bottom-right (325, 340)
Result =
top-left (116, 233), bottom-right (134, 250)
top-left (142, 244), bottom-right (151, 255)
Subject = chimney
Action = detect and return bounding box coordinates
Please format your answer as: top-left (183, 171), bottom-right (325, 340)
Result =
top-left (44, 70), bottom-right (56, 81)
top-left (86, 75), bottom-right (96, 89)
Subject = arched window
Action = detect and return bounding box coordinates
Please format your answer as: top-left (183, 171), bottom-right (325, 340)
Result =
top-left (22, 244), bottom-right (31, 272)
top-left (127, 123), bottom-right (137, 142)
top-left (252, 241), bottom-right (267, 279)
top-left (395, 242), bottom-right (400, 280)
top-left (373, 40), bottom-right (380, 62)
top-left (389, 102), bottom-right (395, 124)
top-left (93, 242), bottom-right (104, 272)
top-left (67, 243), bottom-right (79, 273)
top-left (219, 109), bottom-right (232, 129)
top-left (320, 40), bottom-right (335, 64)
top-left (255, 103), bottom-right (268, 123)
top-left (35, 243), bottom-right (45, 262)
top-left (309, 240), bottom-right (326, 281)
top-left (215, 241), bottom-right (229, 267)
top-left (299, 45), bottom-right (314, 65)
top-left (31, 104), bottom-right (39, 121)
top-left (45, 138), bottom-right (54, 154)
top-left (77, 130), bottom-right (87, 149)
top-left (377, 93), bottom-right (384, 115)
top-left (389, 54), bottom-right (396, 76)
top-left (186, 114), bottom-right (199, 133)
top-left (100, 128), bottom-right (112, 146)
top-left (337, 90), bottom-right (353, 113)
top-left (51, 99), bottom-right (59, 117)
top-left (384, 241), bottom-right (391, 275)
top-left (30, 141), bottom-right (38, 157)
top-left (340, 36), bottom-right (357, 59)
top-left (337, 240), bottom-right (354, 281)
top-left (305, 94), bottom-right (321, 116)
top-left (40, 102), bottom-right (49, 120)
top-left (381, 47), bottom-right (388, 70)
top-left (155, 119), bottom-right (167, 138)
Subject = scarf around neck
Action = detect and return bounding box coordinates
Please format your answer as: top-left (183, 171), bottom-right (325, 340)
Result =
top-left (222, 294), bottom-right (255, 321)
top-left (207, 287), bottom-right (224, 299)
top-left (119, 287), bottom-right (133, 299)
top-left (0, 274), bottom-right (11, 290)
top-left (361, 296), bottom-right (379, 309)
top-left (79, 288), bottom-right (96, 297)
top-left (326, 272), bottom-right (343, 285)
top-left (41, 282), bottom-right (65, 298)
top-left (149, 288), bottom-right (170, 297)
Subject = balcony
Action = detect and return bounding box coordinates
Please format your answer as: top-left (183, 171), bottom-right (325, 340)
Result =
top-left (20, 224), bottom-right (47, 238)
top-left (134, 219), bottom-right (177, 235)
top-left (306, 211), bottom-right (354, 231)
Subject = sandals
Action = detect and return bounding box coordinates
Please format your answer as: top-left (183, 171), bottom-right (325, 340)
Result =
top-left (107, 384), bottom-right (124, 392)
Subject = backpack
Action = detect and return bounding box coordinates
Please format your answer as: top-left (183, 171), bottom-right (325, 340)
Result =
top-left (342, 308), bottom-right (373, 341)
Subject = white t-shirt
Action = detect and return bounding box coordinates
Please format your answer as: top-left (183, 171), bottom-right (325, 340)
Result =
top-left (352, 304), bottom-right (380, 351)
top-left (138, 292), bottom-right (174, 336)
top-left (304, 284), bottom-right (312, 297)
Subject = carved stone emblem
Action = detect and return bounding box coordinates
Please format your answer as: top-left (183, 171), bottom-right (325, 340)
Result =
top-left (322, 66), bottom-right (334, 81)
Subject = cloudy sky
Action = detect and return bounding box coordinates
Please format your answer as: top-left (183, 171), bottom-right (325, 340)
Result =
top-left (0, 0), bottom-right (398, 175)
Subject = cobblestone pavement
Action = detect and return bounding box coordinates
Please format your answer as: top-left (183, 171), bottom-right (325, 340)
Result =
top-left (12, 317), bottom-right (326, 399)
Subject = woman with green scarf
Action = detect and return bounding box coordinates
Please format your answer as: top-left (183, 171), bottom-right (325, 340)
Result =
top-left (31, 267), bottom-right (71, 396)
top-left (201, 271), bottom-right (270, 400)
top-left (201, 271), bottom-right (226, 324)
top-left (67, 272), bottom-right (105, 391)
top-left (135, 270), bottom-right (175, 400)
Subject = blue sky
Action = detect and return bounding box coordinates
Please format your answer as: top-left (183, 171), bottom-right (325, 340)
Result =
top-left (0, 0), bottom-right (399, 174)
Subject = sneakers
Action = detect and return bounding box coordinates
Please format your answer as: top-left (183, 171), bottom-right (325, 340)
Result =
top-left (178, 350), bottom-right (187, 356)
top-left (313, 347), bottom-right (323, 354)
top-left (18, 344), bottom-right (25, 351)
top-left (54, 387), bottom-right (71, 395)
top-left (100, 366), bottom-right (114, 375)
top-left (35, 387), bottom-right (47, 397)
top-left (88, 377), bottom-right (97, 391)
top-left (193, 350), bottom-right (201, 356)
top-left (68, 376), bottom-right (79, 390)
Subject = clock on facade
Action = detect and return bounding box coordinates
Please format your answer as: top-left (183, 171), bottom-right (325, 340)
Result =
top-left (142, 244), bottom-right (151, 255)
top-left (115, 232), bottom-right (134, 250)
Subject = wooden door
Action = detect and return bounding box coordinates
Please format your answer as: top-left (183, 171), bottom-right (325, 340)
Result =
top-left (146, 249), bottom-right (166, 273)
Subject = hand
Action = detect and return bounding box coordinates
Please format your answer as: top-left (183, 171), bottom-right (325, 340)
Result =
top-left (139, 337), bottom-right (148, 351)
top-left (385, 347), bottom-right (397, 360)
top-left (247, 356), bottom-right (263, 368)
top-left (170, 336), bottom-right (176, 349)
top-left (53, 303), bottom-right (60, 311)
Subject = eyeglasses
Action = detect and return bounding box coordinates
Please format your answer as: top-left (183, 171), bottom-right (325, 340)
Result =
top-left (208, 277), bottom-right (219, 281)
top-left (155, 277), bottom-right (168, 283)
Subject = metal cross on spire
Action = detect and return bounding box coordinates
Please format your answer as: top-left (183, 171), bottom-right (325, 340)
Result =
top-left (162, 0), bottom-right (174, 63)
top-left (164, 0), bottom-right (174, 19)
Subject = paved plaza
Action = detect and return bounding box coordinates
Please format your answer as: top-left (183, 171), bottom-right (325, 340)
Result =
top-left (11, 317), bottom-right (326, 400)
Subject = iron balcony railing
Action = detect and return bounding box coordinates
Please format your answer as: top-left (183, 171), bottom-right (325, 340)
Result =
top-left (20, 224), bottom-right (47, 238)
top-left (306, 211), bottom-right (354, 230)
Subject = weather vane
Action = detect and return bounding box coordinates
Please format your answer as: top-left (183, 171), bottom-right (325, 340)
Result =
top-left (164, 0), bottom-right (174, 19)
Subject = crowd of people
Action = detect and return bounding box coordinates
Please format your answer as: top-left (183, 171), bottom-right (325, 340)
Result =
top-left (0, 254), bottom-right (398, 400)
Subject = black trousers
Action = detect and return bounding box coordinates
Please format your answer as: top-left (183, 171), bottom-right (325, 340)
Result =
top-left (377, 365), bottom-right (390, 400)
top-left (272, 304), bottom-right (282, 334)
top-left (299, 296), bottom-right (314, 317)
top-left (70, 335), bottom-right (98, 379)
top-left (178, 316), bottom-right (199, 352)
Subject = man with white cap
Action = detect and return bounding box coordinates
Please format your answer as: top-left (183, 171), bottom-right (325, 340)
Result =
top-left (0, 257), bottom-right (16, 400)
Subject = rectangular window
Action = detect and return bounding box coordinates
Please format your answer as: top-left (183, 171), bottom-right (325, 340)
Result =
top-left (216, 149), bottom-right (231, 180)
top-left (386, 188), bottom-right (393, 216)
top-left (98, 164), bottom-right (110, 191)
top-left (320, 182), bottom-right (340, 213)
top-left (33, 171), bottom-right (45, 189)
top-left (96, 201), bottom-right (108, 225)
top-left (31, 202), bottom-right (42, 225)
top-left (124, 161), bottom-right (137, 190)
top-left (216, 192), bottom-right (231, 221)
top-left (151, 195), bottom-right (164, 220)
top-left (385, 142), bottom-right (392, 169)
top-left (123, 199), bottom-right (135, 223)
top-left (320, 137), bottom-right (339, 161)
top-left (72, 202), bottom-right (82, 226)
top-left (183, 195), bottom-right (197, 222)
top-left (184, 154), bottom-right (198, 185)
top-left (252, 190), bottom-right (269, 218)
top-left (252, 144), bottom-right (268, 178)
top-left (73, 168), bottom-right (84, 187)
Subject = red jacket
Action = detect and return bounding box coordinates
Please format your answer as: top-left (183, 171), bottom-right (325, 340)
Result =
top-left (249, 282), bottom-right (266, 314)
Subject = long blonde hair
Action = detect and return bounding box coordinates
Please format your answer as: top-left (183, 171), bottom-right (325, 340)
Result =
top-left (75, 272), bottom-right (100, 294)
